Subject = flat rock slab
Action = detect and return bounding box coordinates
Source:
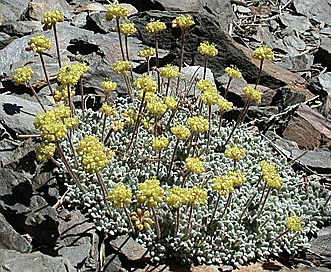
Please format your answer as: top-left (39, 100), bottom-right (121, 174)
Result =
top-left (292, 148), bottom-right (331, 172)
top-left (283, 104), bottom-right (331, 149)
top-left (0, 248), bottom-right (75, 272)
top-left (293, 0), bottom-right (331, 26)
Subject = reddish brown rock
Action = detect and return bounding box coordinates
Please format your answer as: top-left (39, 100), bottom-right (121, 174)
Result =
top-left (283, 104), bottom-right (331, 149)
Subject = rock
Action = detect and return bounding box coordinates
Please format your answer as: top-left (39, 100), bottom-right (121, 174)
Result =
top-left (191, 264), bottom-right (220, 271)
top-left (0, 248), bottom-right (76, 272)
top-left (0, 212), bottom-right (32, 253)
top-left (308, 72), bottom-right (331, 117)
top-left (126, 0), bottom-right (235, 30)
top-left (102, 253), bottom-right (123, 272)
top-left (86, 12), bottom-right (115, 34)
top-left (0, 20), bottom-right (40, 37)
top-left (109, 235), bottom-right (150, 262)
top-left (293, 0), bottom-right (331, 26)
top-left (20, 2), bottom-right (49, 21)
top-left (283, 104), bottom-right (331, 149)
top-left (271, 87), bottom-right (306, 110)
top-left (279, 13), bottom-right (311, 33)
top-left (0, 94), bottom-right (44, 136)
top-left (0, 167), bottom-right (59, 245)
top-left (0, 32), bottom-right (15, 50)
top-left (56, 209), bottom-right (99, 271)
top-left (308, 226), bottom-right (331, 267)
top-left (315, 36), bottom-right (331, 70)
top-left (291, 148), bottom-right (331, 172)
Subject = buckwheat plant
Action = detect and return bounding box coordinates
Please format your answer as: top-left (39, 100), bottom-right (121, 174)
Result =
top-left (25, 11), bottom-right (331, 268)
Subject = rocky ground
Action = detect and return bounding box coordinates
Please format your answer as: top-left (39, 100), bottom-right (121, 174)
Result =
top-left (0, 0), bottom-right (330, 271)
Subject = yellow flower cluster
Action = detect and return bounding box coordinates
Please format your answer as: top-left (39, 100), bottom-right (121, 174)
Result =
top-left (165, 186), bottom-right (189, 208)
top-left (138, 47), bottom-right (156, 58)
top-left (224, 65), bottom-right (242, 79)
top-left (198, 41), bottom-right (218, 57)
top-left (260, 161), bottom-right (283, 189)
top-left (110, 120), bottom-right (125, 132)
top-left (134, 74), bottom-right (158, 93)
top-left (152, 136), bottom-right (169, 150)
top-left (171, 124), bottom-right (191, 140)
top-left (160, 64), bottom-right (181, 79)
top-left (243, 85), bottom-right (263, 104)
top-left (53, 85), bottom-right (75, 102)
top-left (34, 105), bottom-right (77, 141)
top-left (200, 89), bottom-right (220, 105)
top-left (163, 96), bottom-right (178, 109)
top-left (185, 157), bottom-right (205, 174)
top-left (187, 115), bottom-right (209, 132)
top-left (41, 10), bottom-right (64, 30)
top-left (286, 215), bottom-right (302, 232)
top-left (252, 44), bottom-right (274, 60)
top-left (99, 102), bottom-right (117, 116)
top-left (76, 135), bottom-right (109, 174)
top-left (224, 145), bottom-right (246, 161)
top-left (12, 66), bottom-right (34, 85)
top-left (172, 14), bottom-right (195, 29)
top-left (57, 62), bottom-right (89, 86)
top-left (131, 208), bottom-right (153, 230)
top-left (227, 170), bottom-right (246, 186)
top-left (105, 3), bottom-right (129, 21)
top-left (145, 19), bottom-right (166, 34)
top-left (101, 79), bottom-right (117, 93)
top-left (123, 108), bottom-right (137, 124)
top-left (136, 177), bottom-right (164, 207)
top-left (196, 79), bottom-right (215, 92)
top-left (217, 98), bottom-right (233, 111)
top-left (139, 91), bottom-right (157, 102)
top-left (212, 175), bottom-right (234, 195)
top-left (106, 184), bottom-right (132, 209)
top-left (147, 100), bottom-right (167, 115)
top-left (36, 142), bottom-right (56, 162)
top-left (116, 23), bottom-right (137, 36)
top-left (112, 60), bottom-right (132, 75)
top-left (28, 35), bottom-right (51, 53)
top-left (187, 186), bottom-right (207, 206)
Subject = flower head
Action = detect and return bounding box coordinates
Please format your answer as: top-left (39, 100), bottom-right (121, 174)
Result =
top-left (28, 35), bottom-right (51, 53)
top-left (136, 177), bottom-right (164, 207)
top-left (260, 161), bottom-right (283, 189)
top-left (227, 170), bottom-right (246, 186)
top-left (243, 85), bottom-right (263, 104)
top-left (286, 215), bottom-right (303, 232)
top-left (165, 187), bottom-right (189, 208)
top-left (185, 157), bottom-right (205, 174)
top-left (160, 64), bottom-right (181, 79)
top-left (36, 142), bottom-right (56, 162)
top-left (138, 47), bottom-right (156, 58)
top-left (252, 44), bottom-right (274, 60)
top-left (116, 22), bottom-right (137, 36)
top-left (53, 85), bottom-right (75, 102)
top-left (196, 79), bottom-right (215, 92)
top-left (134, 74), bottom-right (158, 93)
top-left (106, 184), bottom-right (132, 209)
top-left (187, 186), bottom-right (207, 206)
top-left (163, 96), bottom-right (178, 109)
top-left (212, 176), bottom-right (234, 195)
top-left (187, 116), bottom-right (209, 132)
top-left (101, 79), bottom-right (117, 93)
top-left (224, 145), bottom-right (246, 161)
top-left (105, 3), bottom-right (129, 21)
top-left (172, 14), bottom-right (195, 30)
top-left (145, 19), bottom-right (166, 34)
top-left (131, 208), bottom-right (153, 230)
top-left (112, 60), bottom-right (131, 75)
top-left (171, 124), bottom-right (191, 140)
top-left (147, 100), bottom-right (167, 115)
top-left (217, 98), bottom-right (233, 111)
top-left (57, 62), bottom-right (89, 85)
top-left (198, 41), bottom-right (218, 57)
top-left (99, 102), bottom-right (117, 116)
top-left (224, 65), bottom-right (242, 79)
top-left (200, 90), bottom-right (220, 105)
top-left (152, 136), bottom-right (169, 150)
top-left (42, 10), bottom-right (64, 30)
top-left (12, 66), bottom-right (33, 85)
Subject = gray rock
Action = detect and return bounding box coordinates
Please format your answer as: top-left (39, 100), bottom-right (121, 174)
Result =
top-left (315, 36), bottom-right (331, 70)
top-left (56, 209), bottom-right (99, 271)
top-left (86, 12), bottom-right (115, 34)
top-left (265, 131), bottom-right (299, 158)
top-left (109, 235), bottom-right (150, 261)
top-left (0, 167), bottom-right (59, 245)
top-left (309, 226), bottom-right (331, 263)
top-left (0, 32), bottom-right (14, 50)
top-left (309, 72), bottom-right (331, 117)
top-left (0, 212), bottom-right (32, 253)
top-left (0, 20), bottom-right (40, 37)
top-left (103, 254), bottom-right (123, 272)
top-left (279, 13), bottom-right (311, 33)
top-left (0, 248), bottom-right (76, 272)
top-left (291, 148), bottom-right (331, 172)
top-left (0, 94), bottom-right (44, 136)
top-left (293, 0), bottom-right (331, 26)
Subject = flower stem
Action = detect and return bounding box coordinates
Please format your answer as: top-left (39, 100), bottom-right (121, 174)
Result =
top-left (79, 78), bottom-right (85, 120)
top-left (116, 18), bottom-right (125, 61)
top-left (53, 24), bottom-right (62, 68)
top-left (39, 53), bottom-right (53, 96)
top-left (124, 206), bottom-right (135, 234)
top-left (67, 85), bottom-right (75, 115)
top-left (221, 192), bottom-right (232, 218)
top-left (123, 74), bottom-right (133, 102)
top-left (256, 186), bottom-right (271, 218)
top-left (269, 229), bottom-right (289, 244)
top-left (96, 173), bottom-right (112, 216)
top-left (156, 149), bottom-right (162, 178)
top-left (208, 193), bottom-right (221, 228)
top-left (124, 35), bottom-right (134, 82)
top-left (27, 82), bottom-right (46, 112)
top-left (151, 206), bottom-right (161, 240)
top-left (166, 139), bottom-right (180, 182)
